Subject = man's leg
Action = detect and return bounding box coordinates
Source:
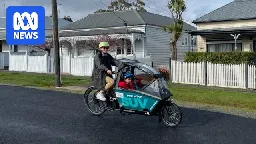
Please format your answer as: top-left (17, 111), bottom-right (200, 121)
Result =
top-left (105, 76), bottom-right (117, 99)
top-left (96, 76), bottom-right (114, 101)
top-left (105, 76), bottom-right (114, 90)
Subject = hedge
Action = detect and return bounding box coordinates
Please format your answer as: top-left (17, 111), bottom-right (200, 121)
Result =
top-left (184, 52), bottom-right (256, 64)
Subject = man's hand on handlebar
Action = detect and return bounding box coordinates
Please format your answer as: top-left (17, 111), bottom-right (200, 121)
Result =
top-left (107, 70), bottom-right (112, 75)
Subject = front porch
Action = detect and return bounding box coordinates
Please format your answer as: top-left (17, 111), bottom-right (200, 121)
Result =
top-left (46, 28), bottom-right (148, 59)
top-left (189, 27), bottom-right (256, 52)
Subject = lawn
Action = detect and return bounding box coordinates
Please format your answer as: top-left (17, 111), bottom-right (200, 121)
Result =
top-left (0, 71), bottom-right (91, 87)
top-left (0, 71), bottom-right (256, 111)
top-left (169, 84), bottom-right (256, 111)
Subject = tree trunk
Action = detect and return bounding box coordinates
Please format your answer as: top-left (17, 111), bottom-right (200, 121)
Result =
top-left (171, 41), bottom-right (177, 60)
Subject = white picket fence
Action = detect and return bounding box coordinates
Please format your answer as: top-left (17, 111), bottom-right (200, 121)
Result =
top-left (158, 60), bottom-right (256, 89)
top-left (8, 53), bottom-right (152, 77)
top-left (9, 52), bottom-right (49, 73)
top-left (9, 53), bottom-right (94, 76)
top-left (57, 56), bottom-right (94, 76)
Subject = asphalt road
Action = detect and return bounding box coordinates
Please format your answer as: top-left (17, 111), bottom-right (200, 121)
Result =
top-left (0, 85), bottom-right (256, 144)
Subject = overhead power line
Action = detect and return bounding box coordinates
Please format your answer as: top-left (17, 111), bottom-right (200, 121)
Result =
top-left (90, 0), bottom-right (128, 25)
top-left (143, 0), bottom-right (170, 16)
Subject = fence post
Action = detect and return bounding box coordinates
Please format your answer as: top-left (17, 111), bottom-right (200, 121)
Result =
top-left (26, 50), bottom-right (28, 72)
top-left (69, 54), bottom-right (71, 74)
top-left (245, 62), bottom-right (248, 89)
top-left (45, 52), bottom-right (48, 73)
top-left (204, 61), bottom-right (207, 86)
top-left (169, 58), bottom-right (172, 83)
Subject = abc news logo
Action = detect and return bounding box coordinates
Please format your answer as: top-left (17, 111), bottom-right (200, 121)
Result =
top-left (6, 6), bottom-right (45, 45)
top-left (13, 12), bottom-right (39, 40)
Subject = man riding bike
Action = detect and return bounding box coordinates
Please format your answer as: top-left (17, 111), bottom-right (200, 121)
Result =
top-left (91, 41), bottom-right (123, 101)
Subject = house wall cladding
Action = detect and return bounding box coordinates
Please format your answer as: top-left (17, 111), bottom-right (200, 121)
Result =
top-left (134, 39), bottom-right (143, 57)
top-left (145, 26), bottom-right (171, 67)
top-left (176, 32), bottom-right (195, 61)
top-left (196, 19), bottom-right (256, 52)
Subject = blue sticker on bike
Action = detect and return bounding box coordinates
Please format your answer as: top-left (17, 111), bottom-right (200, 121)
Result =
top-left (115, 89), bottom-right (160, 112)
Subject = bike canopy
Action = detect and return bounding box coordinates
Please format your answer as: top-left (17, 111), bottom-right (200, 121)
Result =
top-left (115, 58), bottom-right (171, 100)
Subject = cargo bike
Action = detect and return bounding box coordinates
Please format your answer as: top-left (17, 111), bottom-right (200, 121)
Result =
top-left (84, 58), bottom-right (182, 127)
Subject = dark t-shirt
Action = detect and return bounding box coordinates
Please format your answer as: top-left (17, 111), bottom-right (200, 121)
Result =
top-left (101, 54), bottom-right (112, 71)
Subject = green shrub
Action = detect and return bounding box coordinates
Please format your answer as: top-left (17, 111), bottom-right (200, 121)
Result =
top-left (184, 52), bottom-right (256, 64)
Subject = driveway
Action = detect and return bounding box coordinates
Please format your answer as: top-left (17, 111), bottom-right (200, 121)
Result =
top-left (0, 85), bottom-right (255, 144)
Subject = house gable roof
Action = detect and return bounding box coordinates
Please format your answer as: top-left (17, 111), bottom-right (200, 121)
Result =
top-left (0, 16), bottom-right (71, 40)
top-left (193, 0), bottom-right (256, 24)
top-left (0, 16), bottom-right (71, 29)
top-left (61, 10), bottom-right (195, 31)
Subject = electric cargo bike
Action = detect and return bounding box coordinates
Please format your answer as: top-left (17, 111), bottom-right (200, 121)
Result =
top-left (84, 58), bottom-right (182, 127)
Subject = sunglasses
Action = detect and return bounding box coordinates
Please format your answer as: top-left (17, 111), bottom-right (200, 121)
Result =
top-left (101, 47), bottom-right (109, 49)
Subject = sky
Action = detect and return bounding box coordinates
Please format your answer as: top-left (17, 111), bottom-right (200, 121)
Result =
top-left (0, 0), bottom-right (233, 25)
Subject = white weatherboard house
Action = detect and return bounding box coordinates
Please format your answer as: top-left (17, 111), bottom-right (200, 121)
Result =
top-left (189, 0), bottom-right (256, 52)
top-left (49, 10), bottom-right (196, 67)
top-left (0, 16), bottom-right (72, 69)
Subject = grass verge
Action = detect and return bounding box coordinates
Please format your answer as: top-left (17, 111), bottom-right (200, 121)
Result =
top-left (0, 71), bottom-right (91, 87)
top-left (169, 83), bottom-right (256, 112)
top-left (0, 71), bottom-right (256, 112)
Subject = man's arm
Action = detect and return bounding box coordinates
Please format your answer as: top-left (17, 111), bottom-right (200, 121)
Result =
top-left (94, 55), bottom-right (108, 71)
top-left (109, 54), bottom-right (123, 67)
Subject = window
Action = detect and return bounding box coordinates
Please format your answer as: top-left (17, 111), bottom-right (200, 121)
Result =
top-left (127, 46), bottom-right (132, 55)
top-left (207, 43), bottom-right (242, 52)
top-left (0, 40), bottom-right (2, 52)
top-left (116, 46), bottom-right (132, 55)
top-left (133, 67), bottom-right (160, 96)
top-left (117, 46), bottom-right (123, 55)
top-left (182, 37), bottom-right (188, 46)
top-left (133, 68), bottom-right (154, 88)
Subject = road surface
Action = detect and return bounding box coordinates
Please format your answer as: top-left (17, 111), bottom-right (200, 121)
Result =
top-left (0, 85), bottom-right (255, 144)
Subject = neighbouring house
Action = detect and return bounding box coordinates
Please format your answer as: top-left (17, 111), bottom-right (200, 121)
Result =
top-left (0, 16), bottom-right (72, 68)
top-left (48, 10), bottom-right (196, 67)
top-left (189, 0), bottom-right (256, 52)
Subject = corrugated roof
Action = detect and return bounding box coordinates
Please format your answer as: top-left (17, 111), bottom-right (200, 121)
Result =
top-left (61, 10), bottom-right (195, 31)
top-left (193, 0), bottom-right (256, 23)
top-left (0, 16), bottom-right (71, 29)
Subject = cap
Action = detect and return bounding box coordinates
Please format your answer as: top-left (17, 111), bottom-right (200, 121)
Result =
top-left (99, 42), bottom-right (109, 48)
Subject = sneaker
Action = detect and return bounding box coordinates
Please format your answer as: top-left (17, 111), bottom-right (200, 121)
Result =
top-left (96, 92), bottom-right (106, 101)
